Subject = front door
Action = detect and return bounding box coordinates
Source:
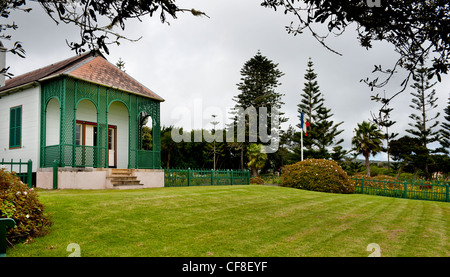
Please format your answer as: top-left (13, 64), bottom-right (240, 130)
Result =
top-left (108, 127), bottom-right (117, 168)
top-left (85, 125), bottom-right (95, 147)
top-left (76, 120), bottom-right (116, 167)
top-left (75, 122), bottom-right (97, 167)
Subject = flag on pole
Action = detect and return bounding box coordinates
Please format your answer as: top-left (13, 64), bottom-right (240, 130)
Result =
top-left (300, 112), bottom-right (310, 136)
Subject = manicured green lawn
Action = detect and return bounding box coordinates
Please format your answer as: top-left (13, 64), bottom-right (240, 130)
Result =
top-left (7, 185), bottom-right (450, 257)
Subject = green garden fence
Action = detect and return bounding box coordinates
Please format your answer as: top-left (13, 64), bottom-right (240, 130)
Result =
top-left (164, 168), bottom-right (250, 187)
top-left (0, 159), bottom-right (33, 188)
top-left (351, 177), bottom-right (449, 203)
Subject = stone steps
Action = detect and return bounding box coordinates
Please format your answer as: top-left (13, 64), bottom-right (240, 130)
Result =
top-left (107, 169), bottom-right (143, 188)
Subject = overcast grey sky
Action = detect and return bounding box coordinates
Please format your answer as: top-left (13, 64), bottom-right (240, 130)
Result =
top-left (5, 0), bottom-right (449, 160)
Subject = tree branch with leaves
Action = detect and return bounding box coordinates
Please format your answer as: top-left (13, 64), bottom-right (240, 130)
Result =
top-left (261, 0), bottom-right (449, 126)
top-left (0, 0), bottom-right (207, 77)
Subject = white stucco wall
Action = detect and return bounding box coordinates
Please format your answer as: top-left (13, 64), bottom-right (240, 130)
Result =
top-left (37, 168), bottom-right (164, 189)
top-left (0, 85), bottom-right (41, 172)
top-left (76, 99), bottom-right (97, 122)
top-left (133, 169), bottom-right (164, 188)
top-left (37, 168), bottom-right (108, 190)
top-left (45, 97), bottom-right (60, 146)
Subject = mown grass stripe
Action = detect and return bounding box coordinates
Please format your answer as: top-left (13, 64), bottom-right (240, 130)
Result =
top-left (8, 186), bottom-right (450, 257)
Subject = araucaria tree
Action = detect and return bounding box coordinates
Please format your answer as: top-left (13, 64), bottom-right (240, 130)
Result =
top-left (298, 58), bottom-right (323, 125)
top-left (406, 66), bottom-right (440, 179)
top-left (295, 58), bottom-right (344, 160)
top-left (231, 51), bottom-right (286, 168)
top-left (440, 97), bottom-right (450, 154)
top-left (205, 114), bottom-right (221, 170)
top-left (296, 57), bottom-right (323, 151)
top-left (352, 121), bottom-right (384, 177)
top-left (312, 106), bottom-right (344, 159)
top-left (233, 51), bottom-right (286, 121)
top-left (115, 58), bottom-right (126, 72)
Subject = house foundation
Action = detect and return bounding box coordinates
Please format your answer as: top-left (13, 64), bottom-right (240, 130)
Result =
top-left (36, 168), bottom-right (164, 190)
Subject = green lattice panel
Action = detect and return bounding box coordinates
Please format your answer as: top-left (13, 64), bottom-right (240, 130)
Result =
top-left (128, 94), bottom-right (138, 168)
top-left (40, 79), bottom-right (64, 167)
top-left (62, 79), bottom-right (75, 166)
top-left (107, 88), bottom-right (130, 109)
top-left (73, 145), bottom-right (97, 167)
top-left (76, 79), bottom-right (99, 106)
top-left (42, 79), bottom-right (63, 102)
top-left (97, 86), bottom-right (108, 168)
top-left (138, 100), bottom-right (155, 115)
top-left (39, 76), bottom-right (162, 169)
top-left (152, 103), bottom-right (161, 153)
top-left (43, 145), bottom-right (60, 167)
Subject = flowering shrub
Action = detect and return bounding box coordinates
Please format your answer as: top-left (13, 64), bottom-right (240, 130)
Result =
top-left (353, 174), bottom-right (397, 181)
top-left (281, 159), bottom-right (354, 194)
top-left (249, 177), bottom-right (265, 185)
top-left (351, 174), bottom-right (403, 189)
top-left (0, 169), bottom-right (52, 245)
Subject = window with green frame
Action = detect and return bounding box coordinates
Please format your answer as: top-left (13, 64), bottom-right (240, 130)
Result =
top-left (9, 106), bottom-right (22, 149)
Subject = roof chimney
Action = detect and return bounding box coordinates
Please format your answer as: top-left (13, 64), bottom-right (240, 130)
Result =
top-left (0, 41), bottom-right (6, 87)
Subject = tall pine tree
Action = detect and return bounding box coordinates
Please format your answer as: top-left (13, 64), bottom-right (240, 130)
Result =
top-left (406, 65), bottom-right (440, 179)
top-left (313, 106), bottom-right (344, 159)
top-left (440, 97), bottom-right (450, 154)
top-left (297, 58), bottom-right (323, 124)
top-left (233, 51), bottom-right (286, 119)
top-left (294, 58), bottom-right (344, 160)
top-left (406, 66), bottom-right (440, 148)
top-left (230, 51), bottom-right (286, 168)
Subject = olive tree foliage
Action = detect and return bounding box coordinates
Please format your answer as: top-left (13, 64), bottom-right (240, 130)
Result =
top-left (261, 0), bottom-right (449, 123)
top-left (1, 0), bottom-right (206, 76)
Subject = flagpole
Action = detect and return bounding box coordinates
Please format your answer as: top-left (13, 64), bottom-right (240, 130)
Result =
top-left (301, 127), bottom-right (304, 161)
top-left (300, 111), bottom-right (304, 161)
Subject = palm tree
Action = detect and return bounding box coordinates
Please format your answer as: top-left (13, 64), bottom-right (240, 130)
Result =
top-left (352, 121), bottom-right (384, 176)
top-left (247, 144), bottom-right (268, 177)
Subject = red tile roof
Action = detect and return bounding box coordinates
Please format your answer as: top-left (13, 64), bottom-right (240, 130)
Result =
top-left (0, 51), bottom-right (92, 93)
top-left (0, 50), bottom-right (164, 101)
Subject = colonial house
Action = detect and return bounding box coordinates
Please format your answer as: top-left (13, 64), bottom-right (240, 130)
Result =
top-left (0, 46), bottom-right (164, 189)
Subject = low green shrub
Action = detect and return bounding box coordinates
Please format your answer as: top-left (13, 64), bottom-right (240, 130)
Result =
top-left (368, 165), bottom-right (392, 177)
top-left (281, 159), bottom-right (354, 194)
top-left (398, 172), bottom-right (415, 181)
top-left (0, 169), bottom-right (52, 245)
top-left (260, 174), bottom-right (282, 184)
